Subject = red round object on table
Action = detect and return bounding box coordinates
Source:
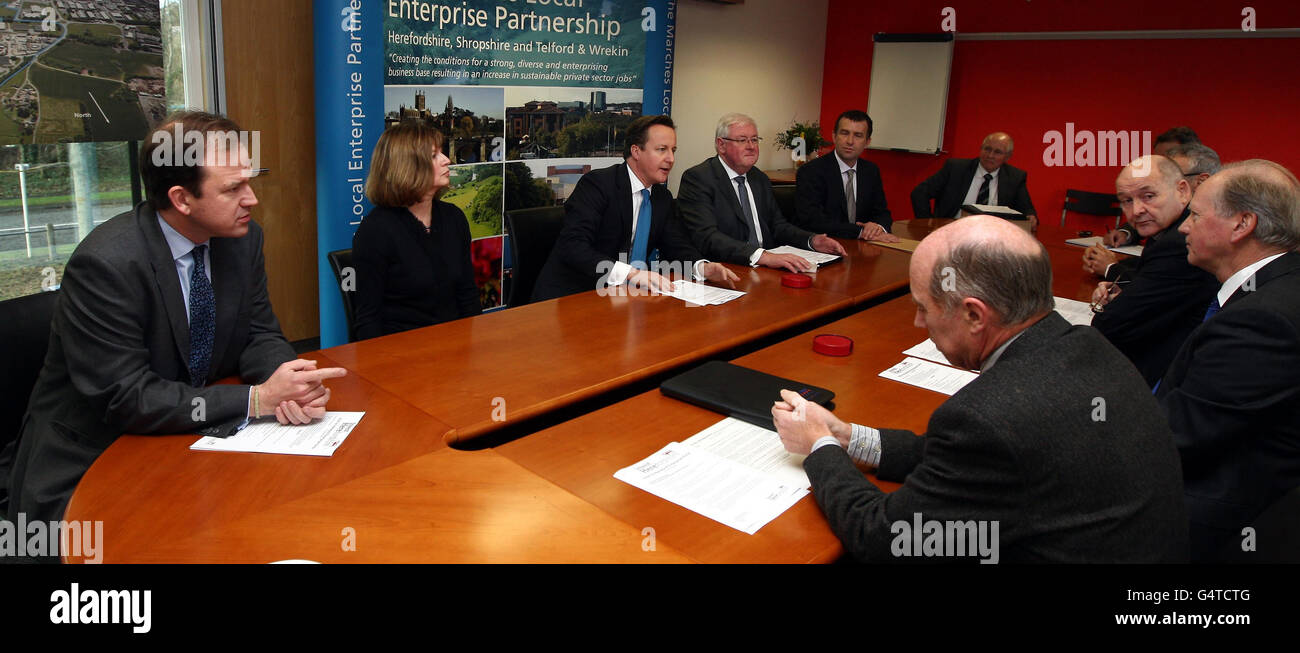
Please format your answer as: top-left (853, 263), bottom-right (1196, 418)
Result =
top-left (812, 334), bottom-right (854, 356)
top-left (781, 273), bottom-right (813, 288)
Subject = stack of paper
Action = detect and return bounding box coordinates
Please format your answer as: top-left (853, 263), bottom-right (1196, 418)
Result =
top-left (1064, 235), bottom-right (1144, 257)
top-left (879, 357), bottom-right (978, 395)
top-left (1053, 296), bottom-right (1096, 326)
top-left (766, 245), bottom-right (841, 268)
top-left (191, 411), bottom-right (364, 456)
top-left (614, 417), bottom-right (809, 534)
top-left (664, 280), bottom-right (746, 306)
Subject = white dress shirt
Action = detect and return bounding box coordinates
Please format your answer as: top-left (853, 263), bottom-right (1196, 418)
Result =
top-left (962, 165), bottom-right (1000, 208)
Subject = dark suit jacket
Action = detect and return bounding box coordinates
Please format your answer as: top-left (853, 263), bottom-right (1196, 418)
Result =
top-left (6, 202), bottom-right (294, 524)
top-left (1156, 252), bottom-right (1300, 561)
top-left (532, 162), bottom-right (699, 301)
top-left (677, 157), bottom-right (815, 265)
top-left (793, 153), bottom-right (891, 239)
top-left (1091, 210), bottom-right (1218, 386)
top-left (804, 312), bottom-right (1188, 563)
top-left (351, 202), bottom-right (482, 340)
top-left (910, 158), bottom-right (1037, 219)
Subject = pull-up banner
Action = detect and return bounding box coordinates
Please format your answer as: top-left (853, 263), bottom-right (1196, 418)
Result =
top-left (316, 0), bottom-right (676, 347)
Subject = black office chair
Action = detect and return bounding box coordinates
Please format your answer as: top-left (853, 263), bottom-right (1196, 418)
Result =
top-left (1220, 485), bottom-right (1300, 563)
top-left (771, 184), bottom-right (798, 221)
top-left (326, 248), bottom-right (357, 342)
top-left (0, 289), bottom-right (60, 512)
top-left (1059, 189), bottom-right (1122, 229)
top-left (504, 205), bottom-right (565, 307)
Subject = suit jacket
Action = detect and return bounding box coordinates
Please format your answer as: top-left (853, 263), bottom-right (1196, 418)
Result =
top-left (6, 202), bottom-right (294, 524)
top-left (1091, 210), bottom-right (1218, 386)
top-left (677, 157), bottom-right (815, 265)
top-left (1156, 252), bottom-right (1300, 561)
top-left (910, 158), bottom-right (1037, 219)
top-left (793, 153), bottom-right (892, 239)
top-left (532, 163), bottom-right (699, 301)
top-left (804, 312), bottom-right (1188, 563)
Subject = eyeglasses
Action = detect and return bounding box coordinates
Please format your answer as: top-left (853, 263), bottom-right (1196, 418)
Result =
top-left (720, 137), bottom-right (763, 146)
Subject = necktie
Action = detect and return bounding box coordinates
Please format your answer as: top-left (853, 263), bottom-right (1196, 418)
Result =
top-left (629, 188), bottom-right (652, 269)
top-left (1202, 297), bottom-right (1221, 322)
top-left (188, 245), bottom-right (215, 387)
top-left (844, 169), bottom-right (856, 222)
top-left (735, 175), bottom-right (760, 246)
top-left (976, 173), bottom-right (992, 205)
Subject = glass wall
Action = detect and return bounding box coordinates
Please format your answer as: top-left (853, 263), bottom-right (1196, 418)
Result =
top-left (0, 0), bottom-right (215, 301)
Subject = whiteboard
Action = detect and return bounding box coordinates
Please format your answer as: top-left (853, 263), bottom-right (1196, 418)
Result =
top-left (866, 35), bottom-right (954, 154)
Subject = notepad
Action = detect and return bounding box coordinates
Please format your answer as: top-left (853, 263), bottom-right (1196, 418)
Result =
top-left (1064, 235), bottom-right (1144, 257)
top-left (766, 245), bottom-right (841, 268)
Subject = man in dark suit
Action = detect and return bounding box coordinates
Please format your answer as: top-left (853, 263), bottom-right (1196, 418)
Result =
top-left (910, 132), bottom-right (1039, 232)
top-left (1088, 155), bottom-right (1218, 386)
top-left (1158, 159), bottom-right (1300, 561)
top-left (1095, 142), bottom-right (1220, 254)
top-left (5, 111), bottom-right (346, 529)
top-left (677, 113), bottom-right (846, 273)
top-left (793, 109), bottom-right (899, 242)
top-left (772, 216), bottom-right (1188, 563)
top-left (533, 115), bottom-right (737, 301)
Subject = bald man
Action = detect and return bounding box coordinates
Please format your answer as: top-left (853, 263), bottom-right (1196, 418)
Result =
top-left (773, 216), bottom-right (1187, 563)
top-left (1089, 156), bottom-right (1218, 387)
top-left (911, 132), bottom-right (1039, 232)
top-left (1159, 160), bottom-right (1300, 561)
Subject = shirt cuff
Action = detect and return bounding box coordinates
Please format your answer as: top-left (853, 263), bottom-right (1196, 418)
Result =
top-left (846, 423), bottom-right (882, 468)
top-left (811, 435), bottom-right (842, 452)
top-left (806, 236), bottom-right (816, 250)
top-left (748, 248), bottom-right (764, 267)
top-left (692, 259), bottom-right (710, 281)
top-left (1103, 262), bottom-right (1114, 279)
top-left (606, 260), bottom-right (635, 286)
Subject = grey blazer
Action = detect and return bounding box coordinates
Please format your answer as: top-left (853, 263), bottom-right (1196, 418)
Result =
top-left (6, 202), bottom-right (294, 524)
top-left (676, 157), bottom-right (814, 265)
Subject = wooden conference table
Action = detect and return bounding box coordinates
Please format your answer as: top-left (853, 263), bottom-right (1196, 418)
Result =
top-left (64, 220), bottom-right (1109, 562)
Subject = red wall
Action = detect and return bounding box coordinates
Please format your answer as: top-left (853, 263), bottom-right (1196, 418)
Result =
top-left (820, 1), bottom-right (1300, 238)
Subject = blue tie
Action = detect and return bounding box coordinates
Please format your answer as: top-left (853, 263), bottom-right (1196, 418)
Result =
top-left (629, 188), bottom-right (652, 269)
top-left (1203, 297), bottom-right (1221, 322)
top-left (188, 245), bottom-right (215, 387)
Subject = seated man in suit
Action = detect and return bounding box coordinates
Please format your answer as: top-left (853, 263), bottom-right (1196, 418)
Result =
top-left (1088, 155), bottom-right (1219, 386)
top-left (1158, 159), bottom-right (1300, 561)
top-left (772, 216), bottom-right (1188, 563)
top-left (1098, 142), bottom-right (1220, 252)
top-left (792, 109), bottom-right (900, 243)
top-left (5, 111), bottom-right (346, 529)
top-left (910, 132), bottom-right (1039, 232)
top-left (532, 114), bottom-right (738, 301)
top-left (677, 113), bottom-right (846, 273)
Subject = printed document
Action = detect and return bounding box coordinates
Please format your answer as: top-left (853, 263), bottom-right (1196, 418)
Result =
top-left (879, 357), bottom-right (978, 395)
top-left (191, 411), bottom-right (363, 456)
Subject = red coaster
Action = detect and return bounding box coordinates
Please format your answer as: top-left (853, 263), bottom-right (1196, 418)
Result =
top-left (812, 334), bottom-right (854, 356)
top-left (781, 273), bottom-right (813, 288)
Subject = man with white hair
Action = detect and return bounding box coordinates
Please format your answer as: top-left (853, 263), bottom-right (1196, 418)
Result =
top-left (1158, 159), bottom-right (1300, 561)
top-left (677, 113), bottom-right (846, 273)
top-left (772, 216), bottom-right (1188, 563)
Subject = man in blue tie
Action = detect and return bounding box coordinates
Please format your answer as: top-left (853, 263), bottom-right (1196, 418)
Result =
top-left (1157, 159), bottom-right (1300, 561)
top-left (533, 114), bottom-right (737, 301)
top-left (5, 111), bottom-right (346, 529)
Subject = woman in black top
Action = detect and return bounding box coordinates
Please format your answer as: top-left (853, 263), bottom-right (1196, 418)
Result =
top-left (352, 122), bottom-right (482, 340)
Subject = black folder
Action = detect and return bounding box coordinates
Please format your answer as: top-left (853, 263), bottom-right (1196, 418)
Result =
top-left (659, 360), bottom-right (835, 431)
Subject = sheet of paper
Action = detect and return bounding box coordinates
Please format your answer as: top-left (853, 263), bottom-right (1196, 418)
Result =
top-left (1064, 235), bottom-right (1144, 257)
top-left (1054, 296), bottom-right (1096, 326)
top-left (879, 357), bottom-right (978, 396)
top-left (682, 417), bottom-right (809, 489)
top-left (191, 411), bottom-right (364, 456)
top-left (966, 203), bottom-right (1023, 215)
top-left (614, 442), bottom-right (808, 535)
top-left (902, 339), bottom-right (953, 367)
top-left (871, 237), bottom-right (920, 253)
top-left (766, 245), bottom-right (841, 268)
top-left (665, 280), bottom-right (746, 306)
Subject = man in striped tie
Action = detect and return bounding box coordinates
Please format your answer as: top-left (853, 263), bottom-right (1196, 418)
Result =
top-left (1157, 159), bottom-right (1300, 562)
